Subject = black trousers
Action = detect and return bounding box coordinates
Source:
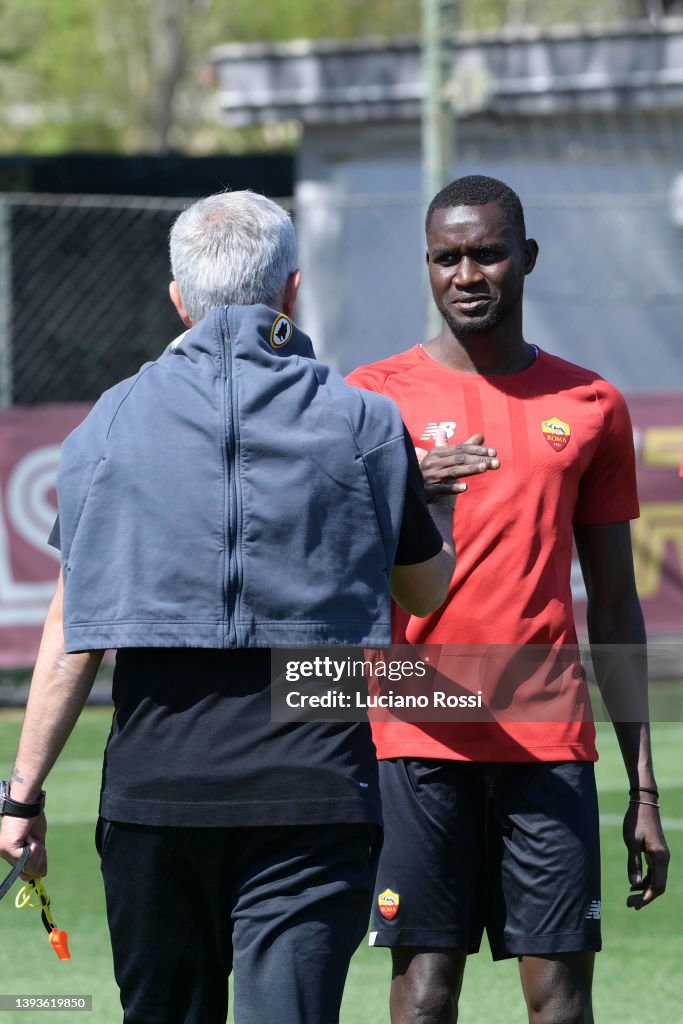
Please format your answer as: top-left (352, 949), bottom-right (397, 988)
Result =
top-left (97, 819), bottom-right (378, 1024)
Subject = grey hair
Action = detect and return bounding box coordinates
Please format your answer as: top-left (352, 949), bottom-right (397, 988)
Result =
top-left (169, 190), bottom-right (297, 322)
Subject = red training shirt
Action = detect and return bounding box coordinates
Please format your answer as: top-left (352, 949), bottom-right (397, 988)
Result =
top-left (347, 345), bottom-right (639, 763)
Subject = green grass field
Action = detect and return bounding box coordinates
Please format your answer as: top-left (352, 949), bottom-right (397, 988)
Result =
top-left (0, 710), bottom-right (680, 1024)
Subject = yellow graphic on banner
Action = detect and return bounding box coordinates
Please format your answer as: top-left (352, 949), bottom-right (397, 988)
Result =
top-left (643, 428), bottom-right (683, 468)
top-left (631, 503), bottom-right (683, 598)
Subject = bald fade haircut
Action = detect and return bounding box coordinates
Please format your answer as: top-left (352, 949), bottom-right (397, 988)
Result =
top-left (426, 175), bottom-right (526, 240)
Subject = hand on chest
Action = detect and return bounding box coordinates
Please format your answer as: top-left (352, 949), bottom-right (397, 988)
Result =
top-left (409, 392), bottom-right (599, 501)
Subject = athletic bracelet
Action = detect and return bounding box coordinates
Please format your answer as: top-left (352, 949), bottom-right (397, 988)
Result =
top-left (0, 781), bottom-right (46, 819)
top-left (629, 798), bottom-right (660, 808)
top-left (629, 785), bottom-right (659, 799)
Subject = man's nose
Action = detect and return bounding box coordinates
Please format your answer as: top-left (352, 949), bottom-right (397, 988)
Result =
top-left (454, 256), bottom-right (483, 287)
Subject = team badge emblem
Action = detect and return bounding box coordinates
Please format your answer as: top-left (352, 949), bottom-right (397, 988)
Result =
top-left (270, 314), bottom-right (293, 349)
top-left (378, 889), bottom-right (400, 920)
top-left (541, 417), bottom-right (571, 452)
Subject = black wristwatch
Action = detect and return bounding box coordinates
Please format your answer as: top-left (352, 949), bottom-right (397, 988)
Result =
top-left (0, 781), bottom-right (45, 818)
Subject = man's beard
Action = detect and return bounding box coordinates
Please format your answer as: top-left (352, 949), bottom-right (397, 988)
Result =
top-left (440, 304), bottom-right (505, 337)
top-left (436, 275), bottom-right (524, 338)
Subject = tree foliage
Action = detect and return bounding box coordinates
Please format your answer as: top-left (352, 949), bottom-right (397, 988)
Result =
top-left (0, 0), bottom-right (668, 155)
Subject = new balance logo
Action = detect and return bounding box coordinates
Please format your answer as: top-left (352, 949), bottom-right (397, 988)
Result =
top-left (585, 900), bottom-right (601, 920)
top-left (420, 421), bottom-right (456, 441)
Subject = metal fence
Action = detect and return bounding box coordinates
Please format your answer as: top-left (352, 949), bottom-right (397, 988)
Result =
top-left (0, 194), bottom-right (197, 406)
top-left (0, 173), bottom-right (682, 405)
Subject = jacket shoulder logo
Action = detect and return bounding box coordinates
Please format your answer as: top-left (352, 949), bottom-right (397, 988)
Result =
top-left (542, 417), bottom-right (571, 451)
top-left (270, 315), bottom-right (293, 349)
top-left (378, 888), bottom-right (400, 920)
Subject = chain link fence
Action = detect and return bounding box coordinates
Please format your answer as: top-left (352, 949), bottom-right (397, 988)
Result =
top-left (0, 195), bottom-right (193, 406)
top-left (0, 173), bottom-right (682, 404)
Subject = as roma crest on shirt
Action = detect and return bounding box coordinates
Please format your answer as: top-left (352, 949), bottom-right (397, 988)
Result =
top-left (378, 889), bottom-right (400, 920)
top-left (541, 417), bottom-right (572, 452)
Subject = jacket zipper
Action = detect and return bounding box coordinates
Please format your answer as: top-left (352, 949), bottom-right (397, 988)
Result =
top-left (224, 313), bottom-right (239, 648)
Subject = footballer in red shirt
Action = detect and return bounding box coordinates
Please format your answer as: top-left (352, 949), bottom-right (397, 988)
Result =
top-left (347, 175), bottom-right (670, 1024)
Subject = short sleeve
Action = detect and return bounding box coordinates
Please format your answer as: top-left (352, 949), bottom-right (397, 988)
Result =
top-left (394, 430), bottom-right (443, 565)
top-left (573, 383), bottom-right (639, 525)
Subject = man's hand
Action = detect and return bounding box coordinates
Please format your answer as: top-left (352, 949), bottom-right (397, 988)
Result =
top-left (623, 801), bottom-right (669, 909)
top-left (0, 810), bottom-right (47, 880)
top-left (416, 432), bottom-right (499, 502)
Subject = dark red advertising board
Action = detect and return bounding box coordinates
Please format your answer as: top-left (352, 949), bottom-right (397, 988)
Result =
top-left (0, 404), bottom-right (90, 667)
top-left (572, 394), bottom-right (683, 638)
top-left (0, 397), bottom-right (681, 668)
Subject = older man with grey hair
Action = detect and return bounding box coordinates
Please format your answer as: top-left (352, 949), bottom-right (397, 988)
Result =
top-left (0, 191), bottom-right (455, 1024)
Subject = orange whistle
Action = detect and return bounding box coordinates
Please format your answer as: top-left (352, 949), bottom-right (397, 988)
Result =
top-left (49, 928), bottom-right (71, 960)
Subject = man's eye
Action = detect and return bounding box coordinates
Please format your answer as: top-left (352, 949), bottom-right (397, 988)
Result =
top-left (477, 249), bottom-right (505, 263)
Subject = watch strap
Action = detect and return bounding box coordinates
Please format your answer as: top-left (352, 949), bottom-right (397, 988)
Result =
top-left (0, 781), bottom-right (45, 819)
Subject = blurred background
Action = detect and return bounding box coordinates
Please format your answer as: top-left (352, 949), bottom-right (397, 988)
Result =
top-left (0, 0), bottom-right (681, 667)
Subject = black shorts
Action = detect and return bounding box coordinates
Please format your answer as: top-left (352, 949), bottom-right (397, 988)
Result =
top-left (370, 759), bottom-right (601, 960)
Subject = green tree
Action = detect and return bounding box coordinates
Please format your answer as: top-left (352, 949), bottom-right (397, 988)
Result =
top-left (0, 0), bottom-right (661, 156)
top-left (0, 0), bottom-right (121, 151)
top-left (0, 0), bottom-right (216, 153)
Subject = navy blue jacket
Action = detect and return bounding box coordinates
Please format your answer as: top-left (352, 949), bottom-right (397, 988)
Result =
top-left (56, 305), bottom-right (408, 652)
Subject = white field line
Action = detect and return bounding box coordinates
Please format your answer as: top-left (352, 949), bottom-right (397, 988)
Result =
top-left (54, 761), bottom-right (683, 782)
top-left (44, 812), bottom-right (683, 830)
top-left (600, 814), bottom-right (683, 831)
top-left (47, 814), bottom-right (97, 826)
top-left (52, 759), bottom-right (101, 771)
top-left (54, 768), bottom-right (683, 786)
top-left (597, 777), bottom-right (683, 792)
top-left (46, 762), bottom-right (683, 829)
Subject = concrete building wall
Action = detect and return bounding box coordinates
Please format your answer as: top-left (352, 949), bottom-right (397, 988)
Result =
top-left (211, 24), bottom-right (683, 390)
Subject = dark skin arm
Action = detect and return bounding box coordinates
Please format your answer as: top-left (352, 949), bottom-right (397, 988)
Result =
top-left (392, 430), bottom-right (499, 615)
top-left (574, 521), bottom-right (670, 909)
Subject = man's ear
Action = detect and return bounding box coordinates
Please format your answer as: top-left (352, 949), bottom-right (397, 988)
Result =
top-left (524, 239), bottom-right (539, 276)
top-left (169, 281), bottom-right (193, 327)
top-left (282, 270), bottom-right (301, 319)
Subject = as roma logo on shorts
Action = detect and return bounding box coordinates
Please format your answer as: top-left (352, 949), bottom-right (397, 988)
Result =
top-left (541, 417), bottom-right (572, 452)
top-left (378, 889), bottom-right (400, 920)
top-left (270, 314), bottom-right (293, 349)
